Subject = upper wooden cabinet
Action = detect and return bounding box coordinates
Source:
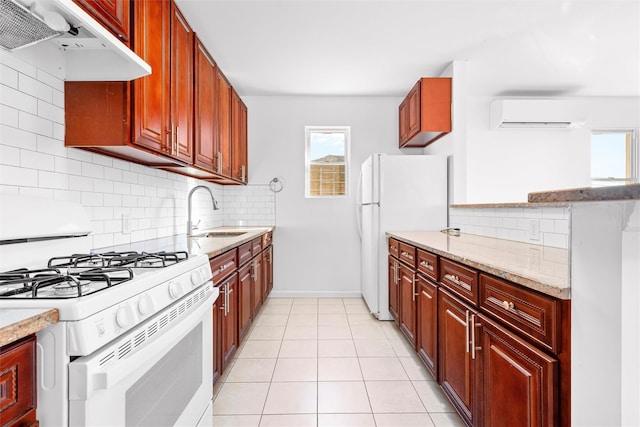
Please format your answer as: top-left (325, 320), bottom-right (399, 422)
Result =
top-left (399, 77), bottom-right (452, 148)
top-left (231, 89), bottom-right (248, 183)
top-left (73, 0), bottom-right (130, 44)
top-left (65, 0), bottom-right (249, 185)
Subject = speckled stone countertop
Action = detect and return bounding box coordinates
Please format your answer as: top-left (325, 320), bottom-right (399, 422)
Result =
top-left (528, 183), bottom-right (640, 203)
top-left (387, 231), bottom-right (570, 299)
top-left (0, 308), bottom-right (59, 347)
top-left (94, 226), bottom-right (275, 259)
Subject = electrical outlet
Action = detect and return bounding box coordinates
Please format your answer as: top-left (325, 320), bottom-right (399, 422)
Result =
top-left (528, 219), bottom-right (540, 241)
top-left (122, 213), bottom-right (131, 234)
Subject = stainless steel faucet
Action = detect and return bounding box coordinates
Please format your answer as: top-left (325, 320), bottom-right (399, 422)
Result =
top-left (187, 185), bottom-right (220, 236)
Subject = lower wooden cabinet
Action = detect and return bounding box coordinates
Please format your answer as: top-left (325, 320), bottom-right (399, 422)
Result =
top-left (477, 315), bottom-right (558, 427)
top-left (237, 263), bottom-right (253, 340)
top-left (416, 274), bottom-right (438, 379)
top-left (0, 335), bottom-right (37, 427)
top-left (439, 288), bottom-right (478, 426)
top-left (219, 273), bottom-right (238, 371)
top-left (398, 263), bottom-right (417, 346)
top-left (262, 246), bottom-right (273, 298)
top-left (388, 256), bottom-right (400, 323)
top-left (251, 255), bottom-right (263, 317)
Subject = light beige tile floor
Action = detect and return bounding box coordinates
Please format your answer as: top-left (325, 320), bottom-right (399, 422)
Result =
top-left (212, 297), bottom-right (464, 427)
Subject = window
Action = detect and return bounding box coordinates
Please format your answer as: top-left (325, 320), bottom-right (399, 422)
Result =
top-left (305, 126), bottom-right (350, 197)
top-left (591, 130), bottom-right (639, 186)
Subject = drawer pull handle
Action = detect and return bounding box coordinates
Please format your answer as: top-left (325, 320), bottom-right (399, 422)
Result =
top-left (502, 300), bottom-right (515, 310)
top-left (400, 251), bottom-right (414, 260)
top-left (420, 260), bottom-right (434, 271)
top-left (444, 273), bottom-right (471, 291)
top-left (421, 290), bottom-right (433, 300)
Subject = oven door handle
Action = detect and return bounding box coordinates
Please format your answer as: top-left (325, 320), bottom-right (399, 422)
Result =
top-left (69, 289), bottom-right (217, 400)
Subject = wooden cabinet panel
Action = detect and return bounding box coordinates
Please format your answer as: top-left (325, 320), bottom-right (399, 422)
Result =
top-left (439, 288), bottom-right (476, 426)
top-left (238, 242), bottom-right (253, 267)
top-left (388, 256), bottom-right (400, 323)
top-left (417, 248), bottom-right (438, 281)
top-left (132, 0), bottom-right (171, 155)
top-left (74, 0), bottom-right (130, 44)
top-left (417, 274), bottom-right (438, 379)
top-left (216, 70), bottom-right (232, 177)
top-left (262, 247), bottom-right (273, 299)
top-left (251, 256), bottom-right (263, 317)
top-left (212, 293), bottom-right (221, 384)
top-left (220, 273), bottom-right (238, 370)
top-left (231, 89), bottom-right (248, 183)
top-left (388, 238), bottom-right (399, 259)
top-left (210, 249), bottom-right (237, 285)
top-left (398, 263), bottom-right (417, 346)
top-left (0, 335), bottom-right (37, 427)
top-left (399, 77), bottom-right (452, 148)
top-left (237, 263), bottom-right (253, 340)
top-left (169, 3), bottom-right (194, 163)
top-left (262, 232), bottom-right (273, 248)
top-left (440, 258), bottom-right (478, 307)
top-left (251, 237), bottom-right (262, 255)
top-left (193, 38), bottom-right (218, 173)
top-left (398, 241), bottom-right (416, 268)
top-left (479, 273), bottom-right (560, 354)
top-left (478, 315), bottom-right (558, 427)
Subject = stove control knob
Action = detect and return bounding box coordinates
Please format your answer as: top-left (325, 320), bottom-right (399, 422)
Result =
top-left (138, 294), bottom-right (154, 316)
top-left (168, 281), bottom-right (183, 299)
top-left (116, 304), bottom-right (135, 329)
top-left (190, 269), bottom-right (203, 287)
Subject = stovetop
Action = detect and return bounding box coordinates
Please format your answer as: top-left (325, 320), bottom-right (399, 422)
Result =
top-left (0, 251), bottom-right (189, 299)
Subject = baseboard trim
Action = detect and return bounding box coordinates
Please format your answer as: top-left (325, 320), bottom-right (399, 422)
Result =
top-left (268, 290), bottom-right (363, 299)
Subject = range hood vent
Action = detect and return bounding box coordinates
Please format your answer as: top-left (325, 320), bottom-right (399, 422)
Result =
top-left (490, 99), bottom-right (587, 130)
top-left (1, 0), bottom-right (150, 81)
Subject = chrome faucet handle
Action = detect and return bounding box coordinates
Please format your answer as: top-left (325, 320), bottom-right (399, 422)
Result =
top-left (191, 219), bottom-right (201, 231)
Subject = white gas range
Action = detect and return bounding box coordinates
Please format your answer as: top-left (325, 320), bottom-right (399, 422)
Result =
top-left (0, 195), bottom-right (218, 427)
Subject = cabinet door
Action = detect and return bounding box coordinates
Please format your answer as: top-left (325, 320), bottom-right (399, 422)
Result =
top-left (251, 256), bottom-right (263, 317)
top-left (398, 264), bottom-right (417, 347)
top-left (439, 288), bottom-right (477, 426)
top-left (237, 263), bottom-right (253, 340)
top-left (262, 248), bottom-right (272, 300)
top-left (0, 335), bottom-right (37, 426)
top-left (193, 38), bottom-right (219, 173)
top-left (221, 274), bottom-right (238, 370)
top-left (231, 90), bottom-right (248, 183)
top-left (132, 0), bottom-right (171, 154)
top-left (398, 97), bottom-right (409, 145)
top-left (388, 256), bottom-right (400, 323)
top-left (216, 70), bottom-right (233, 177)
top-left (169, 2), bottom-right (194, 164)
top-left (417, 274), bottom-right (438, 379)
top-left (407, 80), bottom-right (421, 139)
top-left (478, 315), bottom-right (558, 427)
top-left (212, 291), bottom-right (222, 384)
top-left (73, 0), bottom-right (130, 44)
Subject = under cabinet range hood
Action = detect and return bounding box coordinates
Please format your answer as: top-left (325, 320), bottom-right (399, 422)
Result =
top-left (490, 99), bottom-right (587, 129)
top-left (0, 0), bottom-right (150, 81)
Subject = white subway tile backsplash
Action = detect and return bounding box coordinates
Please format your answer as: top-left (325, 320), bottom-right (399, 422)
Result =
top-left (93, 179), bottom-right (114, 194)
top-left (37, 135), bottom-right (68, 157)
top-left (21, 149), bottom-right (54, 171)
top-left (0, 145), bottom-right (19, 166)
top-left (0, 105), bottom-right (18, 127)
top-left (81, 191), bottom-right (104, 207)
top-left (19, 186), bottom-right (52, 198)
top-left (0, 85), bottom-right (37, 113)
top-left (18, 110), bottom-right (52, 136)
top-left (104, 167), bottom-right (123, 182)
top-left (52, 122), bottom-right (64, 140)
top-left (53, 189), bottom-right (81, 203)
top-left (37, 100), bottom-right (64, 124)
top-left (38, 171), bottom-right (68, 189)
top-left (54, 157), bottom-right (82, 175)
top-left (18, 74), bottom-right (53, 102)
top-left (81, 162), bottom-right (104, 179)
top-left (0, 164), bottom-right (38, 186)
top-left (0, 64), bottom-right (18, 88)
top-left (1, 124), bottom-right (37, 150)
top-left (52, 90), bottom-right (64, 108)
top-left (68, 175), bottom-right (93, 191)
top-left (36, 69), bottom-right (64, 92)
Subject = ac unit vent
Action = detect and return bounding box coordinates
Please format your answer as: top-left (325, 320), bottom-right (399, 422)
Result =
top-left (490, 99), bottom-right (586, 129)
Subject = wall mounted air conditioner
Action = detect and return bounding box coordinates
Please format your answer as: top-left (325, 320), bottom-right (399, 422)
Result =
top-left (490, 99), bottom-right (587, 129)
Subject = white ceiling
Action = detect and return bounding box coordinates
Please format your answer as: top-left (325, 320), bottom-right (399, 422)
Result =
top-left (175, 0), bottom-right (640, 98)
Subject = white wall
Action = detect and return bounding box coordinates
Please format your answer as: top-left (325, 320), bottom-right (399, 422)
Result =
top-left (244, 96), bottom-right (402, 296)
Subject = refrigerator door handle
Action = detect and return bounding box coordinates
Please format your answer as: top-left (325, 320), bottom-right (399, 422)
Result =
top-left (356, 170), bottom-right (363, 239)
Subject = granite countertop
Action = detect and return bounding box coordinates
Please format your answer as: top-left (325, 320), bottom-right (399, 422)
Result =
top-left (0, 308), bottom-right (59, 347)
top-left (387, 230), bottom-right (570, 299)
top-left (94, 226), bottom-right (275, 259)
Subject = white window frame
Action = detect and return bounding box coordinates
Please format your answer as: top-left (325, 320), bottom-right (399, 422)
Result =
top-left (591, 129), bottom-right (639, 186)
top-left (305, 126), bottom-right (351, 198)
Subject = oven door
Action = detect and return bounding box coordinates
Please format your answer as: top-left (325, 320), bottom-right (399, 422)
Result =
top-left (68, 285), bottom-right (215, 427)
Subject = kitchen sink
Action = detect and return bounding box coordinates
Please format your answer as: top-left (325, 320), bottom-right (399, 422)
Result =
top-left (194, 231), bottom-right (247, 238)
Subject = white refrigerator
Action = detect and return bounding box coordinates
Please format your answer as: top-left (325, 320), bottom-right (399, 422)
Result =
top-left (357, 154), bottom-right (447, 320)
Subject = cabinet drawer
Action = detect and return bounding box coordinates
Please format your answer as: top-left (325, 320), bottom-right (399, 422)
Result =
top-left (238, 242), bottom-right (253, 266)
top-left (439, 258), bottom-right (478, 306)
top-left (0, 335), bottom-right (36, 426)
top-left (479, 274), bottom-right (560, 353)
top-left (398, 242), bottom-right (416, 267)
top-left (417, 249), bottom-right (438, 281)
top-left (388, 238), bottom-right (399, 259)
top-left (210, 249), bottom-right (238, 285)
top-left (251, 237), bottom-right (262, 255)
top-left (262, 231), bottom-right (273, 247)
